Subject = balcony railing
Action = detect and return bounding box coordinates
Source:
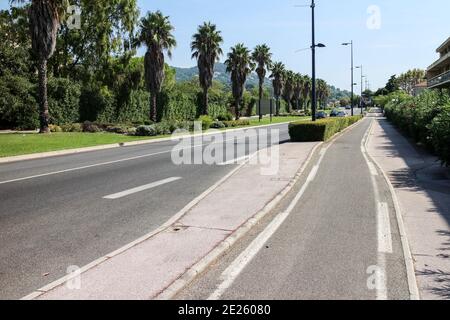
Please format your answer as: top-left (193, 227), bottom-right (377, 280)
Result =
top-left (428, 70), bottom-right (450, 88)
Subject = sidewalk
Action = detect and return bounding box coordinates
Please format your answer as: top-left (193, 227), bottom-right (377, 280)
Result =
top-left (367, 118), bottom-right (450, 300)
top-left (26, 142), bottom-right (318, 300)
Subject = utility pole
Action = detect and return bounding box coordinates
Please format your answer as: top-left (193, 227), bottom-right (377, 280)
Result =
top-left (311, 0), bottom-right (317, 122)
top-left (356, 65), bottom-right (364, 114)
top-left (342, 41), bottom-right (354, 116)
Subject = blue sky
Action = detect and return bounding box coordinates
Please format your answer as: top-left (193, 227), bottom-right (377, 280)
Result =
top-left (2, 0), bottom-right (449, 91)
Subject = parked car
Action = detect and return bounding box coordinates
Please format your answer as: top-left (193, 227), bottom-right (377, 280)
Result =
top-left (316, 111), bottom-right (328, 119)
top-left (337, 111), bottom-right (347, 117)
top-left (345, 105), bottom-right (351, 110)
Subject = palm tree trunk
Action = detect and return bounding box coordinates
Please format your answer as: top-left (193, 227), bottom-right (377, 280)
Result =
top-left (235, 98), bottom-right (240, 120)
top-left (276, 98), bottom-right (280, 116)
top-left (258, 82), bottom-right (263, 120)
top-left (150, 92), bottom-right (157, 122)
top-left (38, 58), bottom-right (50, 134)
top-left (203, 87), bottom-right (209, 116)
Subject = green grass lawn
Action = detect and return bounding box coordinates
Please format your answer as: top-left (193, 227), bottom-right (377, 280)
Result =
top-left (0, 116), bottom-right (308, 158)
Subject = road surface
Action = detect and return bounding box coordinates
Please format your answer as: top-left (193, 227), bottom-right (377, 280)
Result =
top-left (177, 117), bottom-right (411, 300)
top-left (0, 123), bottom-right (289, 299)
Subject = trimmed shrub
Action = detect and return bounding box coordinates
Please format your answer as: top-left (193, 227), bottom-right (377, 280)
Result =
top-left (82, 121), bottom-right (101, 133)
top-left (289, 115), bottom-right (363, 142)
top-left (223, 119), bottom-right (251, 128)
top-left (429, 104), bottom-right (450, 166)
top-left (49, 124), bottom-right (62, 133)
top-left (210, 121), bottom-right (226, 129)
top-left (61, 123), bottom-right (82, 132)
top-left (384, 89), bottom-right (450, 165)
top-left (47, 77), bottom-right (81, 125)
top-left (217, 112), bottom-right (234, 122)
top-left (135, 125), bottom-right (157, 137)
top-left (198, 115), bottom-right (214, 131)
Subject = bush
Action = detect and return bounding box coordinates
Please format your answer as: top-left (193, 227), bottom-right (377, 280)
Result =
top-left (61, 123), bottom-right (82, 132)
top-left (82, 121), bottom-right (102, 133)
top-left (49, 124), bottom-right (62, 133)
top-left (135, 125), bottom-right (157, 137)
top-left (210, 121), bottom-right (225, 129)
top-left (47, 77), bottom-right (81, 125)
top-left (0, 73), bottom-right (38, 130)
top-left (289, 115), bottom-right (363, 142)
top-left (384, 89), bottom-right (450, 165)
top-left (223, 119), bottom-right (251, 128)
top-left (198, 115), bottom-right (214, 131)
top-left (217, 112), bottom-right (234, 121)
top-left (429, 104), bottom-right (450, 166)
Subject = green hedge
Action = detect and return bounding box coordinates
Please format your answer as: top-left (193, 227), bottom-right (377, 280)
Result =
top-left (289, 115), bottom-right (363, 142)
top-left (384, 90), bottom-right (450, 165)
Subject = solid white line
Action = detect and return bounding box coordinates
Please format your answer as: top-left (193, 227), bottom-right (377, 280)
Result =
top-left (377, 202), bottom-right (393, 254)
top-left (0, 136), bottom-right (241, 185)
top-left (367, 162), bottom-right (379, 176)
top-left (103, 177), bottom-right (181, 200)
top-left (217, 155), bottom-right (253, 166)
top-left (361, 119), bottom-right (390, 300)
top-left (208, 145), bottom-right (330, 300)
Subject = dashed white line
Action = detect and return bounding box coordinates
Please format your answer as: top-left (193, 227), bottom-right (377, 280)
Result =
top-left (377, 202), bottom-right (393, 254)
top-left (103, 177), bottom-right (182, 200)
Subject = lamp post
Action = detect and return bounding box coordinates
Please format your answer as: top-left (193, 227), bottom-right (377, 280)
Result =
top-left (342, 41), bottom-right (354, 116)
top-left (355, 65), bottom-right (364, 114)
top-left (310, 0), bottom-right (325, 121)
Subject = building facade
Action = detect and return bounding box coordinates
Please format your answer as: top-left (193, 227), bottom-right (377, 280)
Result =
top-left (427, 37), bottom-right (450, 89)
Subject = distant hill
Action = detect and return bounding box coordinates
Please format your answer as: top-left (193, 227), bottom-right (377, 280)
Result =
top-left (172, 63), bottom-right (351, 100)
top-left (172, 63), bottom-right (271, 89)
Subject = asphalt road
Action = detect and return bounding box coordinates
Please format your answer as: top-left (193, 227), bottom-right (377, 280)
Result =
top-left (0, 123), bottom-right (290, 299)
top-left (177, 118), bottom-right (411, 300)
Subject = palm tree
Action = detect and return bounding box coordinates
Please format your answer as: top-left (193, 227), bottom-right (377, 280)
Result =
top-left (282, 70), bottom-right (295, 113)
top-left (270, 62), bottom-right (285, 116)
top-left (316, 79), bottom-right (330, 109)
top-left (251, 44), bottom-right (272, 118)
top-left (224, 44), bottom-right (254, 120)
top-left (191, 22), bottom-right (223, 116)
top-left (292, 73), bottom-right (303, 111)
top-left (136, 11), bottom-right (176, 122)
top-left (301, 75), bottom-right (312, 112)
top-left (11, 0), bottom-right (68, 133)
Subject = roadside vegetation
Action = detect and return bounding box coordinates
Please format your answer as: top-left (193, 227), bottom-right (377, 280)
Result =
top-left (288, 115), bottom-right (363, 142)
top-left (1, 2), bottom-right (345, 138)
top-left (373, 71), bottom-right (450, 166)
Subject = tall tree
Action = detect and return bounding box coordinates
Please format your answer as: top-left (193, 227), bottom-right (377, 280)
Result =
top-left (136, 11), bottom-right (176, 122)
top-left (316, 79), bottom-right (330, 109)
top-left (10, 0), bottom-right (68, 133)
top-left (224, 44), bottom-right (254, 120)
top-left (282, 70), bottom-right (295, 113)
top-left (292, 73), bottom-right (303, 111)
top-left (397, 69), bottom-right (426, 95)
top-left (251, 44), bottom-right (272, 118)
top-left (301, 75), bottom-right (312, 111)
top-left (191, 22), bottom-right (223, 116)
top-left (270, 62), bottom-right (285, 116)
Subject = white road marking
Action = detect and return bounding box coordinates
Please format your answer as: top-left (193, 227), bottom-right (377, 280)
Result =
top-left (361, 119), bottom-right (392, 300)
top-left (208, 145), bottom-right (330, 300)
top-left (103, 177), bottom-right (181, 200)
top-left (377, 202), bottom-right (393, 254)
top-left (217, 154), bottom-right (254, 166)
top-left (0, 134), bottom-right (253, 185)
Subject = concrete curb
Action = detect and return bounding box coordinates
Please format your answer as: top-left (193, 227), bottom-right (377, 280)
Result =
top-left (0, 122), bottom-right (295, 165)
top-left (365, 118), bottom-right (420, 301)
top-left (155, 118), bottom-right (366, 300)
top-left (21, 157), bottom-right (250, 300)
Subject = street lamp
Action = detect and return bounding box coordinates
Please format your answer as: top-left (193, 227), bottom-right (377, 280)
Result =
top-left (355, 65), bottom-right (364, 113)
top-left (310, 0), bottom-right (326, 121)
top-left (342, 41), bottom-right (354, 116)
